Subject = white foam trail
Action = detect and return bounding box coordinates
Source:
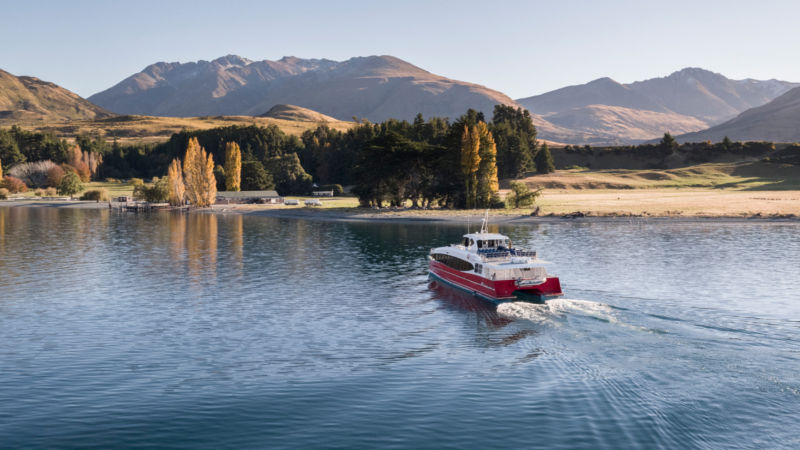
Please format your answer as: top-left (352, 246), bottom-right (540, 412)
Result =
top-left (496, 301), bottom-right (557, 323)
top-left (498, 299), bottom-right (657, 333)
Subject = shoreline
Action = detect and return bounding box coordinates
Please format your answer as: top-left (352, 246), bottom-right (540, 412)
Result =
top-left (2, 199), bottom-right (799, 224)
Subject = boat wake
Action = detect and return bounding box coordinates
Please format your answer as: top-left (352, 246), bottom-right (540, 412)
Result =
top-left (497, 299), bottom-right (659, 333)
top-left (497, 299), bottom-right (610, 323)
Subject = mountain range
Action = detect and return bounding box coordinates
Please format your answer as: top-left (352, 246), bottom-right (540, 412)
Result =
top-left (516, 68), bottom-right (798, 143)
top-left (88, 54), bottom-right (517, 124)
top-left (3, 56), bottom-right (800, 145)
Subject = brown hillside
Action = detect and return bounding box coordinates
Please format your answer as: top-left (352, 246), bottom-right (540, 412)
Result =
top-left (260, 104), bottom-right (340, 122)
top-left (0, 69), bottom-right (114, 123)
top-left (677, 87), bottom-right (800, 143)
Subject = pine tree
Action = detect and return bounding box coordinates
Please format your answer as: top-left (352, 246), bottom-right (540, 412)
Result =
top-left (534, 143), bottom-right (555, 174)
top-left (224, 142), bottom-right (241, 192)
top-left (460, 125), bottom-right (481, 208)
top-left (183, 137), bottom-right (217, 207)
top-left (167, 158), bottom-right (185, 206)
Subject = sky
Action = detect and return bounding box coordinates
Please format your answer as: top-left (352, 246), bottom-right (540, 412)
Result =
top-left (2, 0), bottom-right (800, 99)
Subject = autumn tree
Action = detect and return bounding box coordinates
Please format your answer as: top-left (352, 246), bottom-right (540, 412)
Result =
top-left (167, 158), bottom-right (185, 206)
top-left (224, 141), bottom-right (241, 191)
top-left (67, 145), bottom-right (91, 182)
top-left (183, 137), bottom-right (217, 207)
top-left (475, 122), bottom-right (500, 207)
top-left (460, 125), bottom-right (481, 208)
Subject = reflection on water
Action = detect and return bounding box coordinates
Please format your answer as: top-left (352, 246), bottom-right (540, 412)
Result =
top-left (0, 208), bottom-right (799, 449)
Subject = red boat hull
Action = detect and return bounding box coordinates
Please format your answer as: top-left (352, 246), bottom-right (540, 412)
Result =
top-left (428, 260), bottom-right (562, 302)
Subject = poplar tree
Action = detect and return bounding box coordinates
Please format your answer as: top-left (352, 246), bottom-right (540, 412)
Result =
top-left (224, 141), bottom-right (241, 192)
top-left (167, 158), bottom-right (185, 206)
top-left (475, 122), bottom-right (499, 207)
top-left (460, 125), bottom-right (480, 208)
top-left (183, 137), bottom-right (217, 207)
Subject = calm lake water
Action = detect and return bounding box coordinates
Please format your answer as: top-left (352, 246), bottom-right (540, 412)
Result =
top-left (1, 207), bottom-right (799, 449)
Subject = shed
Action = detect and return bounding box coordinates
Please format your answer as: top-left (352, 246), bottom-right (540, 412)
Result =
top-left (216, 190), bottom-right (283, 204)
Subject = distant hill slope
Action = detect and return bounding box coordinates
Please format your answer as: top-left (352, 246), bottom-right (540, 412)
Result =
top-left (676, 87), bottom-right (800, 143)
top-left (17, 114), bottom-right (355, 145)
top-left (89, 54), bottom-right (518, 122)
top-left (0, 68), bottom-right (114, 123)
top-left (545, 105), bottom-right (708, 144)
top-left (517, 68), bottom-right (797, 144)
top-left (260, 104), bottom-right (339, 122)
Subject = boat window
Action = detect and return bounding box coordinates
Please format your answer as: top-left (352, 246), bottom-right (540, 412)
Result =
top-left (469, 239), bottom-right (474, 247)
top-left (431, 253), bottom-right (475, 271)
top-left (477, 240), bottom-right (483, 249)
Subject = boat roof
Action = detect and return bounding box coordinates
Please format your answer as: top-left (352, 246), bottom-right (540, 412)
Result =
top-left (463, 232), bottom-right (508, 240)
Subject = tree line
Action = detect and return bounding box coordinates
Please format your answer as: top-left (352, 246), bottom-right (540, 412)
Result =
top-left (1, 105), bottom-right (557, 208)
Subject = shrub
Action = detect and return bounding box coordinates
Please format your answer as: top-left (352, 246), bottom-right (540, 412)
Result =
top-left (61, 163), bottom-right (78, 175)
top-left (44, 187), bottom-right (57, 196)
top-left (8, 161), bottom-right (59, 188)
top-left (505, 181), bottom-right (541, 208)
top-left (1, 176), bottom-right (28, 193)
top-left (47, 165), bottom-right (66, 187)
top-left (80, 189), bottom-right (110, 202)
top-left (57, 172), bottom-right (83, 196)
top-left (34, 188), bottom-right (45, 197)
top-left (0, 188), bottom-right (8, 199)
top-left (71, 160), bottom-right (91, 182)
top-left (133, 177), bottom-right (169, 203)
top-left (130, 178), bottom-right (145, 187)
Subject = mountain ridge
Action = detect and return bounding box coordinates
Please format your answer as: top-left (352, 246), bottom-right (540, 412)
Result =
top-left (88, 54), bottom-right (519, 123)
top-left (0, 69), bottom-right (114, 123)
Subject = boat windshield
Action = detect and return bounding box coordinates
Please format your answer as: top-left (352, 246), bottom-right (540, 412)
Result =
top-left (477, 239), bottom-right (510, 250)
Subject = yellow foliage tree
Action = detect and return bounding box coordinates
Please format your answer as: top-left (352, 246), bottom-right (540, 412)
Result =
top-left (0, 158), bottom-right (3, 178)
top-left (460, 125), bottom-right (481, 209)
top-left (167, 158), bottom-right (185, 206)
top-left (475, 122), bottom-right (499, 207)
top-left (183, 137), bottom-right (217, 207)
top-left (224, 142), bottom-right (241, 192)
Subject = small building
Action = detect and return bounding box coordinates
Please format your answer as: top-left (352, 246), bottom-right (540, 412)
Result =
top-left (312, 190), bottom-right (334, 197)
top-left (216, 190), bottom-right (283, 205)
top-left (117, 196), bottom-right (132, 202)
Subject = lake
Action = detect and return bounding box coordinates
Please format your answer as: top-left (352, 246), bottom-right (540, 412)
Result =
top-left (1, 207), bottom-right (798, 449)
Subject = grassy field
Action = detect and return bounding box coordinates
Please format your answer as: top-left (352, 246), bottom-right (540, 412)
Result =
top-left (7, 161), bottom-right (800, 217)
top-left (11, 115), bottom-right (355, 145)
top-left (511, 161), bottom-right (800, 190)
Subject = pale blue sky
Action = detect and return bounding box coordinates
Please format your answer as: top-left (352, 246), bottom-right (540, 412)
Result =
top-left (2, 0), bottom-right (798, 99)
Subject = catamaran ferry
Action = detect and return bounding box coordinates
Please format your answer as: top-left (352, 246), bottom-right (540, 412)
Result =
top-left (428, 214), bottom-right (562, 302)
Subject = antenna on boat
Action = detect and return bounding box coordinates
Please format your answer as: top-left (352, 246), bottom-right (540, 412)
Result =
top-left (480, 209), bottom-right (489, 234)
